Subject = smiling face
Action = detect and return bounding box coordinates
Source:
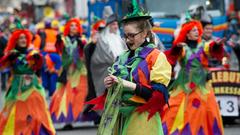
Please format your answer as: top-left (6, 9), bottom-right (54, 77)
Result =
top-left (203, 24), bottom-right (213, 39)
top-left (187, 26), bottom-right (199, 41)
top-left (17, 33), bottom-right (27, 48)
top-left (123, 22), bottom-right (148, 50)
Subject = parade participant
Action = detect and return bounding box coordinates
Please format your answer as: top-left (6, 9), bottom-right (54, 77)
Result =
top-left (84, 19), bottom-right (106, 106)
top-left (40, 20), bottom-right (62, 97)
top-left (201, 19), bottom-right (226, 68)
top-left (0, 29), bottom-right (55, 135)
top-left (90, 13), bottom-right (127, 97)
top-left (87, 0), bottom-right (172, 134)
top-left (49, 18), bottom-right (88, 127)
top-left (162, 19), bottom-right (224, 135)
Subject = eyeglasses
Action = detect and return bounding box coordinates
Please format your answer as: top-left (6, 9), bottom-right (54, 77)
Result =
top-left (123, 30), bottom-right (143, 40)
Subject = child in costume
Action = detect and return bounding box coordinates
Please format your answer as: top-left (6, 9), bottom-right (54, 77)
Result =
top-left (87, 0), bottom-right (172, 134)
top-left (162, 19), bottom-right (224, 135)
top-left (0, 29), bottom-right (55, 135)
top-left (49, 18), bottom-right (89, 126)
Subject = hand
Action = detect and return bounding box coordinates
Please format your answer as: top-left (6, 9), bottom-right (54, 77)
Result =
top-left (177, 42), bottom-right (187, 47)
top-left (215, 37), bottom-right (226, 45)
top-left (104, 75), bottom-right (118, 88)
top-left (8, 50), bottom-right (19, 60)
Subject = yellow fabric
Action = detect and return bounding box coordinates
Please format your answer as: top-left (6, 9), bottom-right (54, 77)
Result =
top-left (204, 41), bottom-right (211, 56)
top-left (3, 105), bottom-right (16, 135)
top-left (57, 90), bottom-right (67, 118)
top-left (170, 97), bottom-right (185, 134)
top-left (150, 52), bottom-right (171, 86)
top-left (123, 112), bottom-right (163, 135)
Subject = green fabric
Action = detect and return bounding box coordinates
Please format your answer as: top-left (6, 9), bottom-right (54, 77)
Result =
top-left (62, 36), bottom-right (83, 70)
top-left (169, 42), bottom-right (208, 94)
top-left (97, 79), bottom-right (124, 135)
top-left (98, 43), bottom-right (165, 135)
top-left (5, 53), bottom-right (45, 102)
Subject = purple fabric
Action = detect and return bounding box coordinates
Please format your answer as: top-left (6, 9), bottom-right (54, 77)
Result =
top-left (39, 125), bottom-right (50, 135)
top-left (213, 118), bottom-right (221, 135)
top-left (138, 60), bottom-right (150, 79)
top-left (51, 104), bottom-right (79, 123)
top-left (198, 127), bottom-right (205, 135)
top-left (186, 47), bottom-right (203, 72)
top-left (162, 122), bottom-right (168, 135)
top-left (139, 47), bottom-right (154, 58)
top-left (132, 68), bottom-right (139, 82)
top-left (171, 129), bottom-right (179, 135)
top-left (181, 123), bottom-right (192, 135)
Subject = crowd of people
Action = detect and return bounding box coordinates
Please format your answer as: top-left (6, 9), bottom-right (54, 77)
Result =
top-left (0, 0), bottom-right (240, 135)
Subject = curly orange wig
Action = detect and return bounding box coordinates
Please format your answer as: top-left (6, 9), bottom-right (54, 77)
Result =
top-left (64, 18), bottom-right (83, 36)
top-left (4, 29), bottom-right (32, 53)
top-left (173, 20), bottom-right (203, 45)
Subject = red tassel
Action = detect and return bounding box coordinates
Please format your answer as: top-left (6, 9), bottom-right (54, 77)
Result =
top-left (85, 92), bottom-right (107, 111)
top-left (136, 91), bottom-right (166, 120)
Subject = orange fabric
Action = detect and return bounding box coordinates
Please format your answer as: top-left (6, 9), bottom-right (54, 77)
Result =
top-left (136, 49), bottom-right (160, 88)
top-left (43, 29), bottom-right (58, 53)
top-left (45, 54), bottom-right (55, 73)
top-left (162, 88), bottom-right (223, 135)
top-left (32, 34), bottom-right (41, 50)
top-left (50, 75), bottom-right (88, 120)
top-left (4, 29), bottom-right (32, 53)
top-left (131, 49), bottom-right (161, 103)
top-left (0, 91), bottom-right (55, 135)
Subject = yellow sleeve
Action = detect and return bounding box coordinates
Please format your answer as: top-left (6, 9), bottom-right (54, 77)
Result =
top-left (203, 41), bottom-right (211, 56)
top-left (150, 52), bottom-right (172, 86)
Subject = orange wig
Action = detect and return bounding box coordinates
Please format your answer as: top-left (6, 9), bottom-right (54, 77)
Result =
top-left (4, 29), bottom-right (32, 53)
top-left (173, 20), bottom-right (203, 45)
top-left (64, 18), bottom-right (83, 36)
top-left (92, 20), bottom-right (106, 32)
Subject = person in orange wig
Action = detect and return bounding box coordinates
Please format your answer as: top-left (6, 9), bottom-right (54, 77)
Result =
top-left (49, 18), bottom-right (88, 128)
top-left (162, 20), bottom-right (225, 135)
top-left (0, 29), bottom-right (55, 135)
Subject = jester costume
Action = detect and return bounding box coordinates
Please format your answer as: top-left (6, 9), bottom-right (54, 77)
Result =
top-left (49, 18), bottom-right (89, 123)
top-left (0, 30), bottom-right (55, 135)
top-left (162, 20), bottom-right (224, 135)
top-left (88, 42), bottom-right (172, 135)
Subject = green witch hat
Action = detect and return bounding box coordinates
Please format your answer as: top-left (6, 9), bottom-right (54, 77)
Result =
top-left (121, 0), bottom-right (151, 22)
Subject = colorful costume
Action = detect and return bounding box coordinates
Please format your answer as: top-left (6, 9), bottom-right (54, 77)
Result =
top-left (162, 20), bottom-right (224, 135)
top-left (0, 30), bottom-right (55, 135)
top-left (91, 42), bottom-right (172, 135)
top-left (88, 1), bottom-right (172, 134)
top-left (40, 21), bottom-right (62, 97)
top-left (50, 18), bottom-right (89, 123)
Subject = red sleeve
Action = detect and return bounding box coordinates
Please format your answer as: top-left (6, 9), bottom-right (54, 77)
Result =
top-left (164, 45), bottom-right (183, 65)
top-left (209, 41), bottom-right (224, 60)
